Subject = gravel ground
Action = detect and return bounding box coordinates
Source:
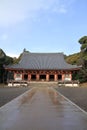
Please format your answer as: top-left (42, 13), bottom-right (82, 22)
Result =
top-left (56, 87), bottom-right (87, 112)
top-left (0, 86), bottom-right (29, 107)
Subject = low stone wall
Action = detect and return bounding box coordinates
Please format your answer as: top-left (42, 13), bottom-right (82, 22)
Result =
top-left (8, 80), bottom-right (29, 87)
top-left (58, 80), bottom-right (79, 87)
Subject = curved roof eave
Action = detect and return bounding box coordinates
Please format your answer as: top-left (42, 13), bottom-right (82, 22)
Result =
top-left (4, 52), bottom-right (81, 71)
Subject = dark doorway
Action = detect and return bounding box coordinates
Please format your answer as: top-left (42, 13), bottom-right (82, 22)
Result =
top-left (40, 75), bottom-right (46, 81)
top-left (49, 75), bottom-right (54, 81)
top-left (24, 74), bottom-right (28, 80)
top-left (31, 75), bottom-right (36, 81)
top-left (58, 75), bottom-right (62, 80)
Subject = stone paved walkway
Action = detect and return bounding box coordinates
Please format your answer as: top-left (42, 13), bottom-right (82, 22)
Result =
top-left (0, 87), bottom-right (87, 130)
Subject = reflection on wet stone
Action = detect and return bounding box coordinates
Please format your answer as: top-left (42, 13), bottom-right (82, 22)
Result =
top-left (20, 88), bottom-right (36, 105)
top-left (0, 87), bottom-right (87, 130)
top-left (48, 88), bottom-right (61, 106)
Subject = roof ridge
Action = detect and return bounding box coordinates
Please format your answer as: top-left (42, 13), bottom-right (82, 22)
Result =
top-left (23, 52), bottom-right (63, 55)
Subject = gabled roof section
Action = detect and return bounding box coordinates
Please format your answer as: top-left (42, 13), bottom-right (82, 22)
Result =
top-left (5, 52), bottom-right (80, 70)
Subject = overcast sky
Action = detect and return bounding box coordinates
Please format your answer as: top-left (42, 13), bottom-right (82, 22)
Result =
top-left (0, 0), bottom-right (87, 57)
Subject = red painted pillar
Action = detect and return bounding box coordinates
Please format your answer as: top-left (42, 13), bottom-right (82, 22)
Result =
top-left (14, 72), bottom-right (16, 80)
top-left (46, 74), bottom-right (49, 81)
top-left (22, 73), bottom-right (24, 80)
top-left (36, 74), bottom-right (39, 81)
top-left (62, 73), bottom-right (65, 81)
top-left (54, 74), bottom-right (57, 81)
top-left (28, 74), bottom-right (31, 81)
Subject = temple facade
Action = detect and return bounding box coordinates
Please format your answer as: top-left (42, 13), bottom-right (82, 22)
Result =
top-left (5, 51), bottom-right (81, 82)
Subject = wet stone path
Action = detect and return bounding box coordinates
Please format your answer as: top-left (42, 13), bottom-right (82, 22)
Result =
top-left (0, 87), bottom-right (87, 130)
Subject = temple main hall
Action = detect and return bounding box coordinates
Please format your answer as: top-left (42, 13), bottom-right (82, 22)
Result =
top-left (5, 51), bottom-right (80, 82)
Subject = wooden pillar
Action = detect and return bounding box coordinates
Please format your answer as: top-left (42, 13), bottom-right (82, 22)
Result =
top-left (28, 74), bottom-right (31, 81)
top-left (14, 72), bottom-right (16, 80)
top-left (70, 72), bottom-right (72, 81)
top-left (62, 73), bottom-right (65, 81)
top-left (54, 74), bottom-right (57, 81)
top-left (36, 74), bottom-right (39, 81)
top-left (22, 73), bottom-right (24, 80)
top-left (46, 74), bottom-right (49, 81)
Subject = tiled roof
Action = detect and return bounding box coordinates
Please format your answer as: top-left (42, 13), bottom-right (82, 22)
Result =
top-left (5, 52), bottom-right (80, 70)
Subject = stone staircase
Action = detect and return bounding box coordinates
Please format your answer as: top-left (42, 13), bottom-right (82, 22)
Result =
top-left (29, 82), bottom-right (58, 88)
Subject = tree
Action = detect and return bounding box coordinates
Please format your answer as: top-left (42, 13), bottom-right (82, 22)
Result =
top-left (77, 36), bottom-right (87, 82)
top-left (0, 49), bottom-right (13, 83)
top-left (78, 36), bottom-right (87, 51)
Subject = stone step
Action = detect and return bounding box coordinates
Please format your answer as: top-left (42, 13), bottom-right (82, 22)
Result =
top-left (29, 82), bottom-right (58, 87)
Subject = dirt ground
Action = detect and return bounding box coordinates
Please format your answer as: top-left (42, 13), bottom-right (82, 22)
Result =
top-left (80, 82), bottom-right (87, 87)
top-left (56, 86), bottom-right (87, 112)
